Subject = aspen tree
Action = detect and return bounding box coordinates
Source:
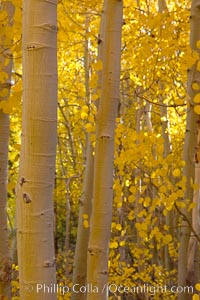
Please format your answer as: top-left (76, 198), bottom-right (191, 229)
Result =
top-left (186, 0), bottom-right (200, 288)
top-left (158, 0), bottom-right (167, 11)
top-left (72, 8), bottom-right (105, 299)
top-left (87, 1), bottom-right (123, 299)
top-left (0, 1), bottom-right (14, 298)
top-left (72, 15), bottom-right (93, 300)
top-left (16, 1), bottom-right (57, 299)
top-left (187, 143), bottom-right (200, 286)
top-left (72, 143), bottom-right (94, 300)
top-left (178, 0), bottom-right (200, 298)
top-left (158, 0), bottom-right (174, 272)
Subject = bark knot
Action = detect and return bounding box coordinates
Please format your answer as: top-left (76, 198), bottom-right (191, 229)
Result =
top-left (88, 247), bottom-right (102, 255)
top-left (23, 192), bottom-right (32, 203)
top-left (20, 177), bottom-right (26, 187)
top-left (99, 270), bottom-right (108, 275)
top-left (100, 135), bottom-right (111, 139)
top-left (26, 44), bottom-right (36, 50)
top-left (43, 259), bottom-right (56, 267)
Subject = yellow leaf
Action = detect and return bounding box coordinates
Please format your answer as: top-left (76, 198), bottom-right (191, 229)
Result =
top-left (197, 62), bottom-right (200, 72)
top-left (85, 123), bottom-right (93, 133)
top-left (109, 241), bottom-right (118, 249)
top-left (176, 201), bottom-right (186, 208)
top-left (93, 60), bottom-right (103, 71)
top-left (166, 205), bottom-right (173, 211)
top-left (128, 211), bottom-right (134, 221)
top-left (82, 214), bottom-right (88, 219)
top-left (111, 222), bottom-right (116, 229)
top-left (125, 180), bottom-right (130, 187)
top-left (117, 202), bottom-right (122, 208)
top-left (194, 93), bottom-right (200, 103)
top-left (174, 99), bottom-right (184, 105)
top-left (195, 283), bottom-right (200, 291)
top-left (116, 224), bottom-right (122, 231)
top-left (163, 209), bottom-right (167, 216)
top-left (127, 195), bottom-right (134, 203)
top-left (12, 0), bottom-right (21, 7)
top-left (177, 189), bottom-right (184, 197)
top-left (194, 105), bottom-right (200, 114)
top-left (14, 7), bottom-right (22, 23)
top-left (12, 80), bottom-right (22, 93)
top-left (0, 10), bottom-right (8, 22)
top-left (0, 71), bottom-right (8, 83)
top-left (90, 73), bottom-right (98, 88)
top-left (192, 83), bottom-right (200, 90)
top-left (119, 241), bottom-right (125, 247)
top-left (188, 202), bottom-right (196, 211)
top-left (159, 185), bottom-right (167, 194)
top-left (81, 111), bottom-right (88, 120)
top-left (164, 225), bottom-right (169, 230)
top-left (143, 197), bottom-right (151, 207)
top-left (82, 105), bottom-right (89, 112)
top-left (0, 88), bottom-right (9, 98)
top-left (88, 115), bottom-right (94, 122)
top-left (196, 40), bottom-right (200, 49)
top-left (172, 169), bottom-right (181, 177)
top-left (193, 294), bottom-right (199, 300)
top-left (83, 220), bottom-right (89, 228)
top-left (91, 93), bottom-right (99, 101)
top-left (13, 144), bottom-right (21, 151)
top-left (165, 234), bottom-right (172, 243)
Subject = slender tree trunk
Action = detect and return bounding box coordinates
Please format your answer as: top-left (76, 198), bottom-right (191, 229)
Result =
top-left (72, 141), bottom-right (94, 300)
top-left (160, 102), bottom-right (174, 271)
top-left (158, 0), bottom-right (174, 272)
top-left (186, 117), bottom-right (200, 287)
top-left (0, 2), bottom-right (14, 299)
top-left (158, 0), bottom-right (167, 12)
top-left (16, 1), bottom-right (57, 299)
top-left (72, 14), bottom-right (93, 300)
top-left (87, 1), bottom-right (123, 299)
top-left (72, 7), bottom-right (105, 299)
top-left (178, 0), bottom-right (200, 298)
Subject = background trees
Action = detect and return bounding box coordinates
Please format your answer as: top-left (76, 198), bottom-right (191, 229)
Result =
top-left (0, 2), bottom-right (14, 298)
top-left (1, 0), bottom-right (200, 299)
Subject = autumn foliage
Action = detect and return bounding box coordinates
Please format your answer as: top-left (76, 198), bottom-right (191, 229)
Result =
top-left (1, 0), bottom-right (200, 300)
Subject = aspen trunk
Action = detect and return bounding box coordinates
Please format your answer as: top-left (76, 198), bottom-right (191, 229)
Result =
top-left (186, 158), bottom-right (200, 286)
top-left (0, 2), bottom-right (14, 298)
top-left (158, 0), bottom-right (167, 12)
top-left (0, 114), bottom-right (11, 300)
top-left (178, 108), bottom-right (197, 300)
top-left (72, 16), bottom-right (93, 300)
top-left (186, 116), bottom-right (200, 287)
top-left (160, 103), bottom-right (174, 271)
top-left (72, 141), bottom-right (94, 300)
top-left (178, 0), bottom-right (200, 298)
top-left (158, 0), bottom-right (174, 272)
top-left (72, 7), bottom-right (105, 299)
top-left (87, 1), bottom-right (123, 299)
top-left (16, 1), bottom-right (57, 299)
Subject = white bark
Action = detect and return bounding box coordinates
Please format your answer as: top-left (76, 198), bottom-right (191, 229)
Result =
top-left (72, 7), bottom-right (105, 299)
top-left (178, 0), bottom-right (200, 298)
top-left (87, 1), bottom-right (123, 299)
top-left (16, 1), bottom-right (57, 299)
